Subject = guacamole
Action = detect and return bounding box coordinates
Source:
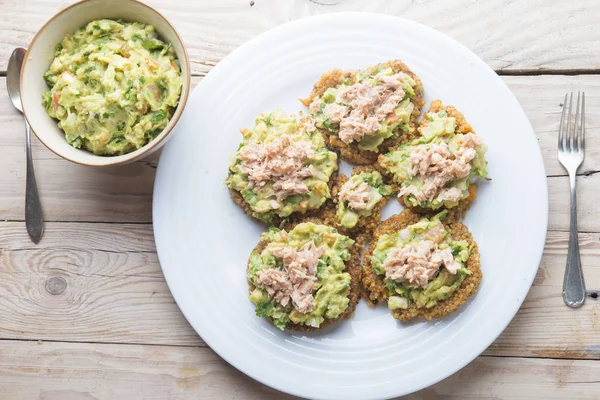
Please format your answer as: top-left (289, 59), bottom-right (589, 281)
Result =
top-left (370, 212), bottom-right (472, 310)
top-left (42, 19), bottom-right (183, 155)
top-left (307, 64), bottom-right (417, 152)
top-left (336, 170), bottom-right (392, 229)
top-left (247, 222), bottom-right (355, 330)
top-left (379, 109), bottom-right (488, 210)
top-left (226, 110), bottom-right (338, 224)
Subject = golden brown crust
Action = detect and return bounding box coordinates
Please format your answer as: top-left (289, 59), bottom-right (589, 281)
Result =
top-left (301, 60), bottom-right (425, 165)
top-left (377, 100), bottom-right (480, 220)
top-left (362, 209), bottom-right (482, 321)
top-left (247, 217), bottom-right (362, 331)
top-left (300, 69), bottom-right (354, 107)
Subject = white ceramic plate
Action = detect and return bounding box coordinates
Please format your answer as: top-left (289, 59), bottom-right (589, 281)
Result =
top-left (153, 13), bottom-right (548, 400)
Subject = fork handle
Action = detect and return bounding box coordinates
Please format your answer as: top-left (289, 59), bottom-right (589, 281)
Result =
top-left (563, 173), bottom-right (585, 307)
top-left (25, 120), bottom-right (44, 244)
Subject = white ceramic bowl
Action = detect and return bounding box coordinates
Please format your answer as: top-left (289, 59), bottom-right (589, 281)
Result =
top-left (20, 0), bottom-right (191, 166)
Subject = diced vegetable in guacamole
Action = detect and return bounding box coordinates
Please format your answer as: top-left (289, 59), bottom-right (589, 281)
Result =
top-left (42, 19), bottom-right (183, 156)
top-left (247, 223), bottom-right (354, 330)
top-left (371, 212), bottom-right (472, 309)
top-left (226, 110), bottom-right (338, 224)
top-left (336, 171), bottom-right (392, 229)
top-left (379, 110), bottom-right (488, 210)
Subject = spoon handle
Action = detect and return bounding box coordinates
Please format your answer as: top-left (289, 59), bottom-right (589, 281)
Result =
top-left (25, 120), bottom-right (44, 244)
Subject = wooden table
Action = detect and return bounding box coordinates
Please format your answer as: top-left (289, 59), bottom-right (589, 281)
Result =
top-left (1, 1), bottom-right (600, 398)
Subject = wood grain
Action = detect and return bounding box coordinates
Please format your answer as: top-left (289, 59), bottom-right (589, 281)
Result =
top-left (2, 0), bottom-right (600, 74)
top-left (0, 339), bottom-right (599, 399)
top-left (1, 221), bottom-right (599, 360)
top-left (0, 221), bottom-right (204, 347)
top-left (0, 340), bottom-right (288, 400)
top-left (2, 75), bottom-right (600, 229)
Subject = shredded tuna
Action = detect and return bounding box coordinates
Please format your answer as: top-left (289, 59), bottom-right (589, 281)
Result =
top-left (256, 269), bottom-right (293, 307)
top-left (384, 234), bottom-right (460, 288)
top-left (303, 118), bottom-right (317, 134)
top-left (238, 136), bottom-right (315, 202)
top-left (323, 103), bottom-right (347, 124)
top-left (339, 115), bottom-right (381, 143)
top-left (436, 187), bottom-right (463, 202)
top-left (398, 133), bottom-right (481, 204)
top-left (339, 180), bottom-right (372, 210)
top-left (310, 72), bottom-right (409, 144)
top-left (257, 241), bottom-right (325, 313)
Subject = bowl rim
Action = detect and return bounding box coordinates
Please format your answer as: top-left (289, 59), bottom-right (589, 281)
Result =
top-left (20, 0), bottom-right (191, 167)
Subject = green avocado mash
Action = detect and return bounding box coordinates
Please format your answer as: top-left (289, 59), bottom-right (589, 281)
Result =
top-left (42, 19), bottom-right (183, 155)
top-left (336, 171), bottom-right (392, 229)
top-left (371, 212), bottom-right (472, 310)
top-left (380, 110), bottom-right (488, 209)
top-left (248, 223), bottom-right (354, 330)
top-left (309, 65), bottom-right (416, 152)
top-left (226, 110), bottom-right (338, 224)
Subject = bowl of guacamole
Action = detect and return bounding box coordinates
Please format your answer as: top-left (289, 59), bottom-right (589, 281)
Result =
top-left (19, 0), bottom-right (191, 166)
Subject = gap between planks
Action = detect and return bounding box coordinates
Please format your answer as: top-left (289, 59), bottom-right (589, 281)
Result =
top-left (0, 221), bottom-right (592, 234)
top-left (3, 70), bottom-right (600, 77)
top-left (1, 336), bottom-right (598, 365)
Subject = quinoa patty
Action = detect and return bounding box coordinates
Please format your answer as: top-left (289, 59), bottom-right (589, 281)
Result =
top-left (247, 218), bottom-right (361, 331)
top-left (362, 209), bottom-right (482, 321)
top-left (301, 60), bottom-right (425, 165)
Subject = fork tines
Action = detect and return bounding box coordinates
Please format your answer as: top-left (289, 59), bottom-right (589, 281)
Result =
top-left (559, 91), bottom-right (585, 153)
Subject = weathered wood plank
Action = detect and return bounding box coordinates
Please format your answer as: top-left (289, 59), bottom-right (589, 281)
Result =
top-left (409, 356), bottom-right (600, 400)
top-left (1, 75), bottom-right (600, 228)
top-left (0, 340), bottom-right (289, 400)
top-left (0, 222), bottom-right (204, 347)
top-left (505, 75), bottom-right (600, 178)
top-left (0, 339), bottom-right (599, 399)
top-left (1, 0), bottom-right (600, 74)
top-left (486, 230), bottom-right (600, 359)
top-left (1, 221), bottom-right (599, 359)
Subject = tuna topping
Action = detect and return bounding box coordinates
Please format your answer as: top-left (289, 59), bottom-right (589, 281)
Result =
top-left (339, 180), bottom-right (372, 211)
top-left (256, 241), bottom-right (324, 313)
top-left (238, 135), bottom-right (315, 202)
top-left (318, 72), bottom-right (406, 144)
top-left (397, 133), bottom-right (481, 204)
top-left (383, 239), bottom-right (462, 289)
top-left (336, 170), bottom-right (392, 229)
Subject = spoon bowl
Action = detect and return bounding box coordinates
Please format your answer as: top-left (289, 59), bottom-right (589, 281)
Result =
top-left (7, 48), bottom-right (25, 112)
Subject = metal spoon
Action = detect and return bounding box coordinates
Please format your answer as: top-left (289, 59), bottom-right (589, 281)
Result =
top-left (7, 48), bottom-right (44, 244)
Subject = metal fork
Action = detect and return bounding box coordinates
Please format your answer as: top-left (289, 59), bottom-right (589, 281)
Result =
top-left (558, 92), bottom-right (586, 308)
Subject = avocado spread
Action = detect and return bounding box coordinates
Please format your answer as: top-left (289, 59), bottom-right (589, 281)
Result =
top-left (248, 222), bottom-right (354, 330)
top-left (371, 212), bottom-right (472, 310)
top-left (42, 19), bottom-right (183, 155)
